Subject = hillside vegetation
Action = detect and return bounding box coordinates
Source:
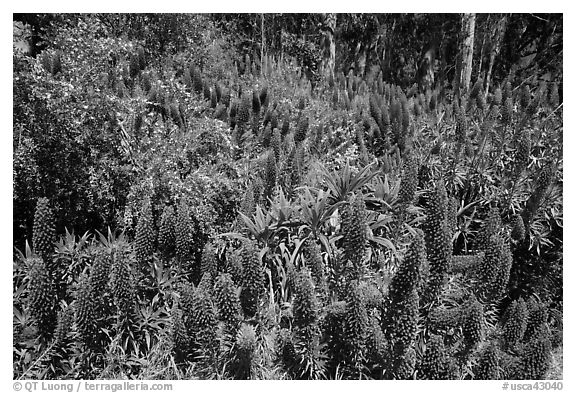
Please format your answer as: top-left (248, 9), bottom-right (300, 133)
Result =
top-left (13, 14), bottom-right (562, 380)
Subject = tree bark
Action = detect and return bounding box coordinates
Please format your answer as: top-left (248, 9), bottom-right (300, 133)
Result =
top-left (485, 15), bottom-right (507, 97)
top-left (261, 14), bottom-right (265, 76)
top-left (322, 13), bottom-right (337, 80)
top-left (460, 13), bottom-right (476, 93)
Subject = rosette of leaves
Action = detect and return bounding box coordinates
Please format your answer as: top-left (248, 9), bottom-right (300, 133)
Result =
top-left (27, 255), bottom-right (56, 339)
top-left (135, 198), bottom-right (155, 265)
top-left (33, 197), bottom-right (56, 272)
top-left (239, 240), bottom-right (264, 318)
top-left (214, 273), bottom-right (242, 334)
top-left (474, 342), bottom-right (501, 379)
top-left (422, 179), bottom-right (452, 305)
top-left (340, 194), bottom-right (368, 279)
top-left (158, 205), bottom-right (176, 258)
top-left (503, 298), bottom-right (529, 350)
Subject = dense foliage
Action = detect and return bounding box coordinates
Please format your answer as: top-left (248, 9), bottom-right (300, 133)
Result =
top-left (13, 13), bottom-right (562, 380)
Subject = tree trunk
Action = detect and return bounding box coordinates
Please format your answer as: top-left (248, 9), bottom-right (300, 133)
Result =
top-left (356, 43), bottom-right (367, 77)
top-left (460, 13), bottom-right (476, 93)
top-left (485, 15), bottom-right (507, 97)
top-left (261, 14), bottom-right (265, 76)
top-left (322, 13), bottom-right (337, 80)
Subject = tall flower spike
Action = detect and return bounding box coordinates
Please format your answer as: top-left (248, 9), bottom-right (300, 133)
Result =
top-left (27, 256), bottom-right (56, 339)
top-left (503, 298), bottom-right (528, 350)
top-left (158, 205), bottom-right (176, 257)
top-left (214, 273), bottom-right (242, 333)
top-left (239, 240), bottom-right (264, 318)
top-left (474, 343), bottom-right (501, 379)
top-left (341, 194), bottom-right (368, 278)
top-left (135, 198), bottom-right (155, 265)
top-left (422, 179), bottom-right (451, 304)
top-left (75, 273), bottom-right (98, 348)
top-left (110, 245), bottom-right (136, 318)
top-left (33, 197), bottom-right (56, 272)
